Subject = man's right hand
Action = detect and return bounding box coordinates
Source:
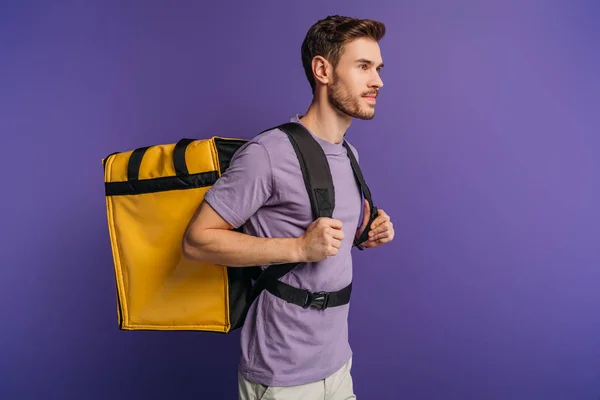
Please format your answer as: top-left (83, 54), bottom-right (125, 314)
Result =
top-left (298, 218), bottom-right (345, 262)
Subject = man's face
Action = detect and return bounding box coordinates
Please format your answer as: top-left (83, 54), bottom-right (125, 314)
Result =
top-left (328, 37), bottom-right (384, 120)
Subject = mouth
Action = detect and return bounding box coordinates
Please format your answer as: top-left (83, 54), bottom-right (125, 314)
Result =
top-left (363, 95), bottom-right (377, 104)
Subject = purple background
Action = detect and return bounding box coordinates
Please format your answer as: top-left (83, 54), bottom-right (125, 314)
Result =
top-left (1, 1), bottom-right (599, 398)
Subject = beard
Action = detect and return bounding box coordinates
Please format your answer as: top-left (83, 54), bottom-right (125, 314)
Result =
top-left (328, 73), bottom-right (377, 120)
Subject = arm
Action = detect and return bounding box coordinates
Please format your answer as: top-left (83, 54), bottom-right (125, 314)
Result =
top-left (182, 199), bottom-right (304, 267)
top-left (181, 140), bottom-right (306, 267)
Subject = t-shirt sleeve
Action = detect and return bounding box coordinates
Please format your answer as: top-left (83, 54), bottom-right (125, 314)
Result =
top-left (203, 141), bottom-right (273, 229)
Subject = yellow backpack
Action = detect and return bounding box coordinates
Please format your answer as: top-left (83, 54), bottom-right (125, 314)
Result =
top-left (102, 123), bottom-right (378, 333)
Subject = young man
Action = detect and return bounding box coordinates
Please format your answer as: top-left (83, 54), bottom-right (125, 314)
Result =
top-left (182, 15), bottom-right (394, 399)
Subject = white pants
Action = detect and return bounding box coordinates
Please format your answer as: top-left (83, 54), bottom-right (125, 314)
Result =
top-left (238, 358), bottom-right (356, 400)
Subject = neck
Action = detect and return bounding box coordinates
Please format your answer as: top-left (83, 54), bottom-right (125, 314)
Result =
top-left (299, 96), bottom-right (352, 145)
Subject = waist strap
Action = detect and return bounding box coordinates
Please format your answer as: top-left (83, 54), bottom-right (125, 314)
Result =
top-left (265, 280), bottom-right (352, 310)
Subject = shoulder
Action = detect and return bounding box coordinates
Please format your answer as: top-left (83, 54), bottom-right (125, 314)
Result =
top-left (251, 126), bottom-right (293, 152)
top-left (237, 126), bottom-right (296, 166)
top-left (220, 126), bottom-right (297, 183)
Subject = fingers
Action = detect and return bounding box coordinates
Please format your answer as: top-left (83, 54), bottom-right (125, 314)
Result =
top-left (318, 217), bottom-right (343, 230)
top-left (328, 228), bottom-right (344, 251)
top-left (327, 238), bottom-right (342, 257)
top-left (329, 227), bottom-right (345, 241)
top-left (369, 219), bottom-right (393, 237)
top-left (369, 209), bottom-right (390, 230)
top-left (362, 232), bottom-right (393, 249)
top-left (320, 219), bottom-right (344, 241)
top-left (365, 209), bottom-right (394, 244)
top-left (369, 229), bottom-right (393, 242)
top-left (313, 218), bottom-right (344, 257)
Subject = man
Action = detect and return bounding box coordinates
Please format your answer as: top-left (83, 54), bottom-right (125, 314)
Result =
top-left (182, 15), bottom-right (394, 399)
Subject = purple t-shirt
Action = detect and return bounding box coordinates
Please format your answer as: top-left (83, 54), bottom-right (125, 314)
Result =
top-left (204, 115), bottom-right (363, 387)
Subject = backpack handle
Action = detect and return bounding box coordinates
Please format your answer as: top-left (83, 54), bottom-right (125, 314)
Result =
top-left (127, 146), bottom-right (151, 181)
top-left (126, 138), bottom-right (195, 181)
top-left (173, 138), bottom-right (195, 176)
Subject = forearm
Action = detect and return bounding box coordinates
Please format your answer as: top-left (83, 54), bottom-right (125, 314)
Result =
top-left (182, 228), bottom-right (304, 267)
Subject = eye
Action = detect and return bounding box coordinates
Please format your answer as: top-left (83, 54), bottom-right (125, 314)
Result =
top-left (359, 64), bottom-right (368, 70)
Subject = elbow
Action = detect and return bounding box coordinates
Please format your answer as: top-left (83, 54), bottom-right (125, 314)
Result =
top-left (181, 230), bottom-right (206, 261)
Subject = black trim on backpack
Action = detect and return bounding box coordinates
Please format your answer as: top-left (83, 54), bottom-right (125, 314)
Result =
top-left (227, 264), bottom-right (260, 331)
top-left (215, 138), bottom-right (249, 174)
top-left (343, 141), bottom-right (379, 250)
top-left (105, 171), bottom-right (220, 196)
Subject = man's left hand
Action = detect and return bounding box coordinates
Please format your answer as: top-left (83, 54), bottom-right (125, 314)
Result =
top-left (356, 199), bottom-right (395, 248)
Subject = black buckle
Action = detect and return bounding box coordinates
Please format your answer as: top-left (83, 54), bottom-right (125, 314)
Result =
top-left (303, 291), bottom-right (329, 310)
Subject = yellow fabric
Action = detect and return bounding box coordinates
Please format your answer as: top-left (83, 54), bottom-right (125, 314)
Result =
top-left (103, 137), bottom-right (238, 332)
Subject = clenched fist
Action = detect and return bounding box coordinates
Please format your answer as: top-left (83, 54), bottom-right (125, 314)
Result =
top-left (298, 218), bottom-right (345, 262)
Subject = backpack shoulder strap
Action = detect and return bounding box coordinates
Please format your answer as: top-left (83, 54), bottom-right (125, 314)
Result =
top-left (254, 122), bottom-right (334, 219)
top-left (342, 141), bottom-right (378, 250)
top-left (278, 122), bottom-right (335, 219)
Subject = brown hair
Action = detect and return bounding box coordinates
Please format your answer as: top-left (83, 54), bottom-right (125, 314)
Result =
top-left (301, 15), bottom-right (386, 92)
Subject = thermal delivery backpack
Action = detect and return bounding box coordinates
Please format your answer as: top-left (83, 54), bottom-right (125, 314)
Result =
top-left (102, 122), bottom-right (378, 333)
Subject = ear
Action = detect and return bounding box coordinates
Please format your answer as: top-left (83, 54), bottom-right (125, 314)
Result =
top-left (312, 56), bottom-right (331, 86)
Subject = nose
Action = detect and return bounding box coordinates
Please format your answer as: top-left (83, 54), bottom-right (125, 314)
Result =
top-left (370, 71), bottom-right (384, 89)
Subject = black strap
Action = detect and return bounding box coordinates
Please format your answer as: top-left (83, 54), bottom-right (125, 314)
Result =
top-left (127, 146), bottom-right (150, 180)
top-left (242, 260), bottom-right (299, 316)
top-left (174, 138), bottom-right (195, 176)
top-left (266, 280), bottom-right (352, 310)
top-left (343, 141), bottom-right (379, 250)
top-left (278, 122), bottom-right (335, 219)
